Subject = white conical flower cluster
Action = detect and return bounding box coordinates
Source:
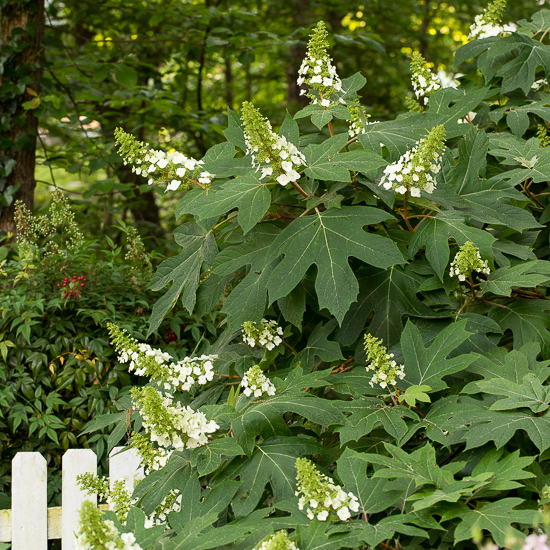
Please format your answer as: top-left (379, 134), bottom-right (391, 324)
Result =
top-left (114, 128), bottom-right (213, 191)
top-left (410, 51), bottom-right (441, 106)
top-left (449, 241), bottom-right (491, 282)
top-left (254, 531), bottom-right (298, 550)
top-left (241, 101), bottom-right (306, 186)
top-left (108, 323), bottom-right (217, 392)
top-left (468, 0), bottom-right (515, 40)
top-left (131, 386), bottom-right (219, 452)
top-left (297, 21), bottom-right (343, 106)
top-left (76, 501), bottom-right (143, 550)
top-left (242, 319), bottom-right (283, 351)
top-left (364, 334), bottom-right (405, 389)
top-left (380, 125), bottom-right (445, 197)
top-left (295, 458), bottom-right (360, 522)
top-left (241, 365), bottom-right (276, 398)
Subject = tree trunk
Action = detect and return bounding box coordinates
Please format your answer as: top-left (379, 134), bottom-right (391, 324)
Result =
top-left (0, 0), bottom-right (45, 235)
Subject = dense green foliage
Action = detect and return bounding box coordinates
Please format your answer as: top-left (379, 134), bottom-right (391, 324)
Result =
top-left (30, 0), bottom-right (538, 240)
top-left (74, 5), bottom-right (550, 549)
top-left (0, 194), bottom-right (213, 506)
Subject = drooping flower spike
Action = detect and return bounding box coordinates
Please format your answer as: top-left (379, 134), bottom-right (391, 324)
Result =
top-left (114, 127), bottom-right (213, 192)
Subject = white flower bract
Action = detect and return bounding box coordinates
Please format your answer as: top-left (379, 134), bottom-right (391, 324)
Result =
top-left (241, 365), bottom-right (276, 398)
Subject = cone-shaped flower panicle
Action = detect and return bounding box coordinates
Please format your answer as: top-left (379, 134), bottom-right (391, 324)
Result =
top-left (241, 102), bottom-right (306, 186)
top-left (295, 458), bottom-right (360, 522)
top-left (449, 241), bottom-right (491, 282)
top-left (297, 21), bottom-right (343, 106)
top-left (380, 124), bottom-right (446, 197)
top-left (364, 334), bottom-right (405, 389)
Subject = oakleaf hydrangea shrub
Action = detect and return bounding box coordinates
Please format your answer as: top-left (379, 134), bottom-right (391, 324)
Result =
top-left (80, 1), bottom-right (550, 548)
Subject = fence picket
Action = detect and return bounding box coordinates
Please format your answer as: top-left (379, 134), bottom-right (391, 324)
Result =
top-left (12, 452), bottom-right (47, 550)
top-left (62, 449), bottom-right (97, 549)
top-left (109, 447), bottom-right (144, 500)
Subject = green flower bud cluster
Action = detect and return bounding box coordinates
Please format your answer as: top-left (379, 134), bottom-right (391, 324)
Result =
top-left (348, 103), bottom-right (379, 138)
top-left (130, 386), bottom-right (219, 452)
top-left (15, 190), bottom-right (84, 258)
top-left (410, 51), bottom-right (441, 106)
top-left (295, 458), bottom-right (360, 522)
top-left (449, 241), bottom-right (491, 282)
top-left (114, 127), bottom-right (213, 192)
top-left (241, 365), bottom-right (276, 398)
top-left (297, 22), bottom-right (343, 107)
top-left (254, 531), bottom-right (297, 550)
top-left (242, 318), bottom-right (284, 351)
top-left (364, 334), bottom-right (405, 389)
top-left (75, 501), bottom-right (142, 550)
top-left (77, 473), bottom-right (135, 522)
top-left (380, 125), bottom-right (446, 197)
top-left (241, 101), bottom-right (306, 186)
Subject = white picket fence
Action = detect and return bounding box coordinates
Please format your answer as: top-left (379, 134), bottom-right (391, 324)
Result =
top-left (0, 447), bottom-right (143, 550)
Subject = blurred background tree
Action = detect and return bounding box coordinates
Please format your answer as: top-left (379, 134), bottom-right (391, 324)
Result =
top-left (1, 0), bottom-right (539, 240)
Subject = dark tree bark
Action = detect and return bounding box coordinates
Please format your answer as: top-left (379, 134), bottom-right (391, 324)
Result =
top-left (0, 0), bottom-right (45, 234)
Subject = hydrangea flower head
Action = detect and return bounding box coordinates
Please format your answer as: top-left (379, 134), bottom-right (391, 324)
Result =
top-left (254, 531), bottom-right (298, 550)
top-left (242, 319), bottom-right (283, 350)
top-left (76, 501), bottom-right (143, 550)
top-left (364, 334), bottom-right (405, 389)
top-left (241, 365), bottom-right (276, 398)
top-left (449, 241), bottom-right (491, 282)
top-left (410, 51), bottom-right (441, 106)
top-left (379, 124), bottom-right (446, 197)
top-left (114, 128), bottom-right (213, 191)
top-left (130, 386), bottom-right (219, 451)
top-left (297, 21), bottom-right (343, 106)
top-left (108, 323), bottom-right (216, 392)
top-left (468, 0), bottom-right (515, 40)
top-left (241, 102), bottom-right (306, 186)
top-left (295, 458), bottom-right (360, 522)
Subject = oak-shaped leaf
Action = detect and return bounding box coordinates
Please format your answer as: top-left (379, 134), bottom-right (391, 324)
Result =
top-left (336, 399), bottom-right (418, 444)
top-left (266, 206), bottom-right (404, 324)
top-left (148, 224), bottom-right (217, 336)
top-left (489, 299), bottom-right (550, 357)
top-left (479, 260), bottom-right (550, 297)
top-left (409, 210), bottom-right (495, 281)
top-left (176, 175), bottom-right (271, 235)
top-left (337, 265), bottom-right (435, 348)
top-left (230, 437), bottom-right (322, 517)
top-left (466, 409), bottom-right (550, 453)
top-left (475, 373), bottom-right (550, 414)
top-left (303, 133), bottom-right (388, 182)
top-left (399, 320), bottom-right (477, 391)
top-left (291, 319), bottom-right (344, 373)
top-left (478, 33), bottom-right (550, 94)
top-left (454, 498), bottom-right (536, 546)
